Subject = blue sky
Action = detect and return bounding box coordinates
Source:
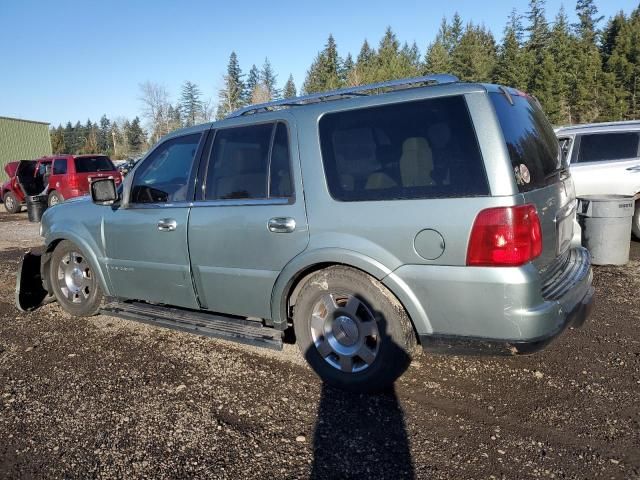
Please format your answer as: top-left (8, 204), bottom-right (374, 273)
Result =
top-left (0, 0), bottom-right (636, 127)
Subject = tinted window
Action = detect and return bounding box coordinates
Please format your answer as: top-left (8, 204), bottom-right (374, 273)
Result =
top-left (490, 92), bottom-right (560, 192)
top-left (319, 96), bottom-right (488, 201)
top-left (131, 133), bottom-right (201, 204)
top-left (205, 124), bottom-right (272, 200)
top-left (578, 132), bottom-right (639, 163)
top-left (53, 159), bottom-right (67, 175)
top-left (74, 156), bottom-right (115, 173)
top-left (269, 123), bottom-right (293, 198)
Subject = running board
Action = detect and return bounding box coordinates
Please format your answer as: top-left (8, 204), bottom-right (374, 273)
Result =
top-left (101, 300), bottom-right (283, 350)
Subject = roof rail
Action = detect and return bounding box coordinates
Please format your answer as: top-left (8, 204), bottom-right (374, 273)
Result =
top-left (225, 74), bottom-right (459, 119)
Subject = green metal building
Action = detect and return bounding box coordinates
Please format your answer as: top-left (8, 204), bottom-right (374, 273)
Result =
top-left (0, 116), bottom-right (52, 181)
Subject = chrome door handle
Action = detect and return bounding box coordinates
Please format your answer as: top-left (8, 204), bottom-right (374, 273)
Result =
top-left (268, 217), bottom-right (296, 233)
top-left (157, 218), bottom-right (177, 232)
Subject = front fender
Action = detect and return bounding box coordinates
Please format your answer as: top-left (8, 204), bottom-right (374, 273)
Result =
top-left (269, 247), bottom-right (433, 336)
top-left (44, 230), bottom-right (111, 296)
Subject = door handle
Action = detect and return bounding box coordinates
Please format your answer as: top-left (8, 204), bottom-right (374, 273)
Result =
top-left (157, 218), bottom-right (177, 232)
top-left (268, 217), bottom-right (296, 233)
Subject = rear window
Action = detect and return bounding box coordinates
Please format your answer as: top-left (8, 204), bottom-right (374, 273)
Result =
top-left (576, 132), bottom-right (639, 163)
top-left (53, 159), bottom-right (67, 175)
top-left (74, 156), bottom-right (115, 173)
top-left (490, 92), bottom-right (561, 192)
top-left (319, 96), bottom-right (488, 202)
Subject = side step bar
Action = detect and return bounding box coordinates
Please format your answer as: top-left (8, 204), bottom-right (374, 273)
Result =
top-left (101, 300), bottom-right (283, 350)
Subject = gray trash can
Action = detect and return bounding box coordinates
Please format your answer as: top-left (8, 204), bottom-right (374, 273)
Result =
top-left (577, 195), bottom-right (634, 266)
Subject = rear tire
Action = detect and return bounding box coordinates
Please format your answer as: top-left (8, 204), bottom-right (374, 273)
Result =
top-left (632, 201), bottom-right (640, 239)
top-left (293, 265), bottom-right (417, 393)
top-left (3, 192), bottom-right (21, 214)
top-left (49, 240), bottom-right (103, 316)
top-left (48, 191), bottom-right (63, 207)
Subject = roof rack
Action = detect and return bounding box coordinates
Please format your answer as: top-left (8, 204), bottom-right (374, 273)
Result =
top-left (225, 74), bottom-right (459, 119)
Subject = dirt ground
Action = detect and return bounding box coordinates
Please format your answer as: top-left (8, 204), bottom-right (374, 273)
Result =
top-left (0, 209), bottom-right (638, 479)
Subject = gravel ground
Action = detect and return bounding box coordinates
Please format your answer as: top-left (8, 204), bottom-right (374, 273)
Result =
top-left (0, 209), bottom-right (638, 479)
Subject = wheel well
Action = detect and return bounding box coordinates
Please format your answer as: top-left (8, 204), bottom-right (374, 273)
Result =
top-left (41, 240), bottom-right (63, 295)
top-left (282, 262), bottom-right (422, 347)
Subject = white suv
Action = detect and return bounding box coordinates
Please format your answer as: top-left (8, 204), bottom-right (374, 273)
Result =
top-left (556, 121), bottom-right (640, 237)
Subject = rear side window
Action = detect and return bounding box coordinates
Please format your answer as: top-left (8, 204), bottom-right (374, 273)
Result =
top-left (490, 92), bottom-right (560, 192)
top-left (577, 132), bottom-right (639, 163)
top-left (53, 159), bottom-right (67, 175)
top-left (74, 156), bottom-right (115, 173)
top-left (319, 96), bottom-right (488, 201)
top-left (205, 122), bottom-right (293, 200)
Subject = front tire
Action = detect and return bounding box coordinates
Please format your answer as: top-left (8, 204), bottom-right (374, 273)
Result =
top-left (3, 192), bottom-right (21, 214)
top-left (48, 191), bottom-right (64, 207)
top-left (49, 240), bottom-right (103, 316)
top-left (293, 266), bottom-right (417, 393)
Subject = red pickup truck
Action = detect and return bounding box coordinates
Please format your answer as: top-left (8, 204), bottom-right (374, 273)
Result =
top-left (1, 154), bottom-right (121, 213)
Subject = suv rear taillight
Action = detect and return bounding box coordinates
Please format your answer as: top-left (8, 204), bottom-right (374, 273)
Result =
top-left (466, 204), bottom-right (542, 267)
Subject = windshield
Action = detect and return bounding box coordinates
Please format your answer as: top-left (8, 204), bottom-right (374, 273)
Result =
top-left (490, 92), bottom-right (562, 192)
top-left (74, 156), bottom-right (115, 173)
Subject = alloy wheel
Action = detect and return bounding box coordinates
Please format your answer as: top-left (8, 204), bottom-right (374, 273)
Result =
top-left (56, 251), bottom-right (95, 304)
top-left (309, 293), bottom-right (380, 373)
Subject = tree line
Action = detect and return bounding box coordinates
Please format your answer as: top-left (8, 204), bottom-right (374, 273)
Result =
top-left (52, 0), bottom-right (640, 157)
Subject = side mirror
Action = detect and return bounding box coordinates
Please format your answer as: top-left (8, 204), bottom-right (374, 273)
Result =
top-left (90, 178), bottom-right (118, 205)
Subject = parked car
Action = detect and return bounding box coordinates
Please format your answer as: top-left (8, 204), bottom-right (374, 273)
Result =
top-left (1, 154), bottom-right (121, 212)
top-left (23, 76), bottom-right (594, 392)
top-left (555, 121), bottom-right (640, 237)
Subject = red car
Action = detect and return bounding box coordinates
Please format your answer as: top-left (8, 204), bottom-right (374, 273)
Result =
top-left (2, 154), bottom-right (121, 213)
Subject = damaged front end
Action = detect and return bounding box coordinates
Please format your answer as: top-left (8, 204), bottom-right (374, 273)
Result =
top-left (15, 250), bottom-right (54, 312)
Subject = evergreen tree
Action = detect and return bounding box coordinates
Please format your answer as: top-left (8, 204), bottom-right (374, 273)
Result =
top-left (547, 7), bottom-right (575, 123)
top-left (218, 51), bottom-right (245, 119)
top-left (353, 39), bottom-right (376, 84)
top-left (525, 0), bottom-right (550, 51)
top-left (450, 23), bottom-right (497, 82)
top-left (98, 115), bottom-right (111, 154)
top-left (375, 27), bottom-right (404, 81)
top-left (424, 40), bottom-right (451, 74)
top-left (50, 126), bottom-right (65, 154)
top-left (245, 64), bottom-right (260, 103)
top-left (283, 74), bottom-right (297, 98)
top-left (261, 58), bottom-right (280, 100)
top-left (127, 117), bottom-right (146, 153)
top-left (494, 9), bottom-right (528, 90)
top-left (575, 0), bottom-right (604, 43)
top-left (302, 34), bottom-right (342, 93)
top-left (180, 81), bottom-right (203, 127)
top-left (341, 53), bottom-right (355, 84)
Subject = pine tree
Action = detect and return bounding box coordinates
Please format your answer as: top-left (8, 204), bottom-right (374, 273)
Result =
top-left (494, 9), bottom-right (528, 90)
top-left (450, 23), bottom-right (497, 82)
top-left (424, 40), bottom-right (451, 74)
top-left (525, 0), bottom-right (550, 52)
top-left (547, 7), bottom-right (574, 123)
top-left (302, 34), bottom-right (342, 93)
top-left (261, 58), bottom-right (280, 100)
top-left (127, 117), bottom-right (146, 153)
top-left (375, 27), bottom-right (404, 81)
top-left (283, 74), bottom-right (297, 98)
top-left (575, 0), bottom-right (604, 44)
top-left (353, 39), bottom-right (376, 85)
top-left (341, 53), bottom-right (355, 84)
top-left (245, 64), bottom-right (260, 103)
top-left (98, 115), bottom-right (111, 154)
top-left (218, 51), bottom-right (245, 119)
top-left (50, 126), bottom-right (65, 154)
top-left (180, 81), bottom-right (203, 127)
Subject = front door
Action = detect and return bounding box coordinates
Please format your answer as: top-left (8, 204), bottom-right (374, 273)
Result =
top-left (103, 132), bottom-right (205, 309)
top-left (188, 121), bottom-right (309, 319)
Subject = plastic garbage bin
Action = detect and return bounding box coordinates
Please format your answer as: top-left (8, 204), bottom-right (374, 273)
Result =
top-left (577, 195), bottom-right (634, 265)
top-left (25, 195), bottom-right (48, 223)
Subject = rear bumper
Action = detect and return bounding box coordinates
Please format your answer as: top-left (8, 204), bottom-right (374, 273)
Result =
top-left (418, 285), bottom-right (594, 355)
top-left (383, 247), bottom-right (595, 355)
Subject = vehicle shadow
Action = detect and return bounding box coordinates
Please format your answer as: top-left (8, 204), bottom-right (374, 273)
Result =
top-left (305, 314), bottom-right (415, 479)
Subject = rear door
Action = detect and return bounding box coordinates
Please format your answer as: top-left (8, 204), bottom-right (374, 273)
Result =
top-left (490, 92), bottom-right (573, 270)
top-left (102, 133), bottom-right (206, 309)
top-left (188, 120), bottom-right (309, 319)
top-left (49, 157), bottom-right (68, 196)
